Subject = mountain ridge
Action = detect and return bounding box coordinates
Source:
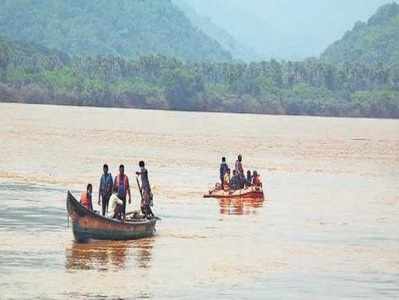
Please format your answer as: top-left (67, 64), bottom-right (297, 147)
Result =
top-left (322, 2), bottom-right (399, 64)
top-left (0, 0), bottom-right (232, 62)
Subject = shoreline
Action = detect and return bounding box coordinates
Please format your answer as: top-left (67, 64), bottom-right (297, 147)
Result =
top-left (2, 100), bottom-right (398, 121)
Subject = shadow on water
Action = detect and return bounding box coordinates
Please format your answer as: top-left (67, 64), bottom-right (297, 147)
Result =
top-left (218, 197), bottom-right (265, 215)
top-left (65, 238), bottom-right (155, 271)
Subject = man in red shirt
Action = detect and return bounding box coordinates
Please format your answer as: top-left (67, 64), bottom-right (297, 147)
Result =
top-left (113, 164), bottom-right (131, 218)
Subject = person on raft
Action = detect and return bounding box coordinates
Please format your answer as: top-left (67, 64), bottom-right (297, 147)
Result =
top-left (136, 160), bottom-right (154, 219)
top-left (229, 170), bottom-right (241, 190)
top-left (113, 164), bottom-right (131, 219)
top-left (223, 168), bottom-right (231, 190)
top-left (80, 183), bottom-right (93, 211)
top-left (246, 170), bottom-right (253, 187)
top-left (219, 157), bottom-right (229, 190)
top-left (252, 171), bottom-right (263, 187)
top-left (235, 154), bottom-right (246, 188)
top-left (98, 164), bottom-right (113, 216)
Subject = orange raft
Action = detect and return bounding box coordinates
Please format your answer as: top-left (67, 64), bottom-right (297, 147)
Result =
top-left (203, 185), bottom-right (264, 199)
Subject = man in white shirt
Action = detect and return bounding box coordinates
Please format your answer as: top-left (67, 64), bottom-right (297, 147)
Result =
top-left (108, 193), bottom-right (124, 220)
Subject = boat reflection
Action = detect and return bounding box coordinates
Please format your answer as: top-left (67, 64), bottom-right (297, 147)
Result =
top-left (65, 238), bottom-right (155, 271)
top-left (218, 197), bottom-right (264, 215)
top-left (132, 237), bottom-right (155, 269)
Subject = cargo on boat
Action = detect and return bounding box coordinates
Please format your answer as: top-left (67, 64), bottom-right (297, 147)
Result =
top-left (203, 185), bottom-right (264, 199)
top-left (66, 191), bottom-right (156, 242)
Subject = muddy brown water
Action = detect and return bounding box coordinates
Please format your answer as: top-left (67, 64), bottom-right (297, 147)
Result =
top-left (0, 103), bottom-right (398, 299)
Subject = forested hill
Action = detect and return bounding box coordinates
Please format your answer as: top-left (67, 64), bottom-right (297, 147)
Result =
top-left (0, 36), bottom-right (70, 71)
top-left (322, 3), bottom-right (399, 65)
top-left (1, 35), bottom-right (399, 119)
top-left (0, 0), bottom-right (231, 62)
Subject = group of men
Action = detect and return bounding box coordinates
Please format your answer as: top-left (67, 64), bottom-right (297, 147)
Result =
top-left (219, 155), bottom-right (262, 190)
top-left (80, 161), bottom-right (154, 220)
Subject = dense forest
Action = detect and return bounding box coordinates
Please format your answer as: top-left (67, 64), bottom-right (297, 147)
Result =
top-left (0, 2), bottom-right (398, 118)
top-left (1, 35), bottom-right (398, 118)
top-left (0, 0), bottom-right (230, 62)
top-left (322, 3), bottom-right (399, 65)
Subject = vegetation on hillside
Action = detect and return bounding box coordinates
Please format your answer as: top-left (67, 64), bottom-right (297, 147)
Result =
top-left (0, 0), bottom-right (231, 62)
top-left (322, 3), bottom-right (399, 65)
top-left (1, 36), bottom-right (398, 118)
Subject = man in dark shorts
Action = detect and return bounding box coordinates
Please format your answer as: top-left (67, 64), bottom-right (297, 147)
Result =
top-left (136, 160), bottom-right (154, 218)
top-left (98, 164), bottom-right (113, 216)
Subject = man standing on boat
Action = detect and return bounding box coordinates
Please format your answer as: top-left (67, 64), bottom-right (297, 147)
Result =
top-left (220, 157), bottom-right (229, 189)
top-left (136, 160), bottom-right (154, 218)
top-left (98, 164), bottom-right (113, 216)
top-left (113, 164), bottom-right (131, 218)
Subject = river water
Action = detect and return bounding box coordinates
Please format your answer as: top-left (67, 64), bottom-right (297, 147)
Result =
top-left (0, 103), bottom-right (398, 299)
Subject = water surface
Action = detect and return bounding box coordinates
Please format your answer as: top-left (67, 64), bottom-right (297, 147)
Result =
top-left (0, 103), bottom-right (398, 299)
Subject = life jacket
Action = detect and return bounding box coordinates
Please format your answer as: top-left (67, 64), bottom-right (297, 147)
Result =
top-left (115, 175), bottom-right (128, 198)
top-left (80, 192), bottom-right (92, 210)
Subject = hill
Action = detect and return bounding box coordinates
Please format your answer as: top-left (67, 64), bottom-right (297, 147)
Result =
top-left (0, 0), bottom-right (231, 62)
top-left (1, 35), bottom-right (399, 119)
top-left (322, 2), bottom-right (399, 64)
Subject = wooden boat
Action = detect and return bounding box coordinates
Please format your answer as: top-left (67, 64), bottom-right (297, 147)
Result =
top-left (66, 191), bottom-right (157, 242)
top-left (203, 185), bottom-right (264, 199)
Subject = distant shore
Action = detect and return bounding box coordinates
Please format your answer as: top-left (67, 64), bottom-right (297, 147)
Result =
top-left (2, 100), bottom-right (398, 121)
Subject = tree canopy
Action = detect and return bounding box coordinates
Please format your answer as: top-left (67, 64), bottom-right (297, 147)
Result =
top-left (1, 36), bottom-right (398, 118)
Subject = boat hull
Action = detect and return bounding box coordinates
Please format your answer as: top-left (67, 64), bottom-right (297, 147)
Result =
top-left (67, 191), bottom-right (156, 242)
top-left (204, 186), bottom-right (264, 199)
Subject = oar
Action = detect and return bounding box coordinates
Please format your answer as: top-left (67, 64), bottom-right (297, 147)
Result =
top-left (124, 177), bottom-right (144, 218)
top-left (136, 176), bottom-right (144, 201)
